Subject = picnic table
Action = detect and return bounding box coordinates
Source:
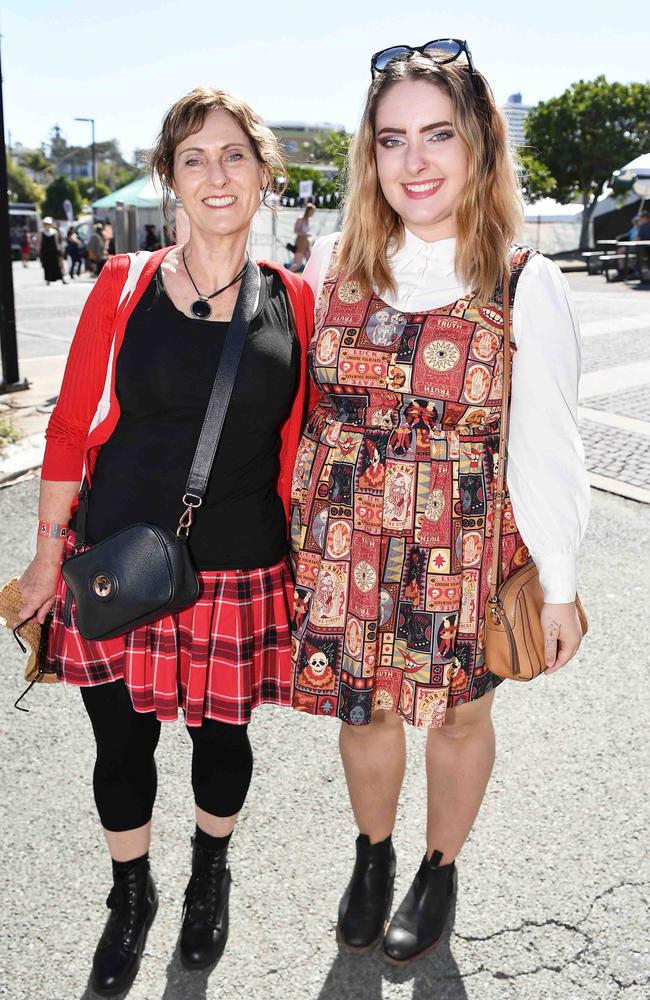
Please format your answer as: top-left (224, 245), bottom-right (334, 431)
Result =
top-left (616, 240), bottom-right (650, 282)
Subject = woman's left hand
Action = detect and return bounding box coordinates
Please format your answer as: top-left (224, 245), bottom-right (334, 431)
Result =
top-left (540, 602), bottom-right (583, 674)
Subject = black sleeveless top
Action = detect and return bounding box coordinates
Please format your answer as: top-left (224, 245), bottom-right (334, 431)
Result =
top-left (85, 266), bottom-right (300, 570)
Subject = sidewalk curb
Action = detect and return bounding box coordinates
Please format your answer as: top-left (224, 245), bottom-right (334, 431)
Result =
top-left (0, 433), bottom-right (45, 485)
top-left (588, 472), bottom-right (650, 504)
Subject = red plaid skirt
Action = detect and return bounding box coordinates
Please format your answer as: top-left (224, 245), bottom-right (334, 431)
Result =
top-left (46, 536), bottom-right (294, 726)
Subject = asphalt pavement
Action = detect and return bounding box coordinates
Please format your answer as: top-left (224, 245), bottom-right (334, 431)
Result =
top-left (0, 259), bottom-right (649, 999)
top-left (1, 477), bottom-right (648, 1000)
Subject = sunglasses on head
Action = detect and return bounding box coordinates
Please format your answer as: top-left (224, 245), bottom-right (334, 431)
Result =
top-left (370, 38), bottom-right (476, 81)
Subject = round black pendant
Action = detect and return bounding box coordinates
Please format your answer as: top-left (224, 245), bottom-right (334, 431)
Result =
top-left (191, 298), bottom-right (211, 319)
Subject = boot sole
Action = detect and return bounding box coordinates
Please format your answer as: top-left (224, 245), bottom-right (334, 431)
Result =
top-left (91, 895), bottom-right (159, 997)
top-left (336, 919), bottom-right (388, 954)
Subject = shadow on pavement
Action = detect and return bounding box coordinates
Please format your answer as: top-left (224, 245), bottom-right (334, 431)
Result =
top-left (318, 902), bottom-right (467, 1000)
top-left (77, 944), bottom-right (214, 1000)
top-left (79, 978), bottom-right (129, 1000)
top-left (316, 944), bottom-right (385, 1000)
top-left (160, 943), bottom-right (212, 999)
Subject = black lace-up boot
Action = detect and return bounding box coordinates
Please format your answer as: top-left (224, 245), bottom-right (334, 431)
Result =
top-left (383, 850), bottom-right (456, 964)
top-left (337, 834), bottom-right (396, 952)
top-left (180, 837), bottom-right (231, 969)
top-left (90, 859), bottom-right (158, 996)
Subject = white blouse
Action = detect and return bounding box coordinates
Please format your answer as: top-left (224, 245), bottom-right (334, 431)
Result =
top-left (303, 228), bottom-right (591, 604)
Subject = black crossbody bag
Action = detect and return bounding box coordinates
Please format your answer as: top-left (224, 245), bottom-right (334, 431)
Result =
top-left (61, 259), bottom-right (259, 642)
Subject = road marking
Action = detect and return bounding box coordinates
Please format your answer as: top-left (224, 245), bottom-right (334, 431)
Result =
top-left (579, 361), bottom-right (650, 399)
top-left (579, 315), bottom-right (650, 339)
top-left (578, 407), bottom-right (650, 437)
top-left (18, 354), bottom-right (68, 363)
top-left (17, 328), bottom-right (74, 343)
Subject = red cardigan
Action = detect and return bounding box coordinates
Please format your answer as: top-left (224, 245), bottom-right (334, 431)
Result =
top-left (42, 247), bottom-right (318, 523)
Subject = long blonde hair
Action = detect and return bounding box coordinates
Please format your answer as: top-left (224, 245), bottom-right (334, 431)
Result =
top-left (336, 55), bottom-right (523, 303)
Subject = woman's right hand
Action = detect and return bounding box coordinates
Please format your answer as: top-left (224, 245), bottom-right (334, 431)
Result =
top-left (17, 554), bottom-right (61, 624)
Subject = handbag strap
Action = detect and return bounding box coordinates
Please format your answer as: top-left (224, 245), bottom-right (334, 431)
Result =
top-left (488, 269), bottom-right (512, 599)
top-left (74, 257), bottom-right (260, 547)
top-left (178, 256), bottom-right (259, 535)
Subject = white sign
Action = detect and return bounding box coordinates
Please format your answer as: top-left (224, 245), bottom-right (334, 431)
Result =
top-left (63, 198), bottom-right (74, 221)
top-left (299, 180), bottom-right (313, 200)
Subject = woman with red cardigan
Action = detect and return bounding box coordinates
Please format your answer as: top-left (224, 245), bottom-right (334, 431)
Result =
top-left (16, 88), bottom-right (315, 995)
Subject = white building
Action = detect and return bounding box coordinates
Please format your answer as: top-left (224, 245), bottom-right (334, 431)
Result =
top-left (502, 93), bottom-right (533, 149)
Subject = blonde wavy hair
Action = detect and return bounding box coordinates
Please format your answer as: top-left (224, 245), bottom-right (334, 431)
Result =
top-left (336, 55), bottom-right (523, 304)
top-left (148, 86), bottom-right (286, 223)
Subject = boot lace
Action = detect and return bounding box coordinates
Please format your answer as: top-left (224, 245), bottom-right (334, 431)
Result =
top-left (183, 849), bottom-right (227, 926)
top-left (104, 870), bottom-right (143, 950)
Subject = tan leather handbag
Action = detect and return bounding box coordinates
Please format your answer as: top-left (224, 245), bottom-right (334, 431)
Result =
top-left (484, 272), bottom-right (588, 681)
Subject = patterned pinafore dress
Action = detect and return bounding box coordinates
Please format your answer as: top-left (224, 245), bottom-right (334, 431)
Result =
top-left (290, 245), bottom-right (535, 728)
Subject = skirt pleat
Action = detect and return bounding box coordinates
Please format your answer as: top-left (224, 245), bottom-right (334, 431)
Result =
top-left (46, 536), bottom-right (294, 727)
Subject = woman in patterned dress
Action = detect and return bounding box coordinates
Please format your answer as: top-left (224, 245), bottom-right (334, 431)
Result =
top-left (290, 42), bottom-right (590, 963)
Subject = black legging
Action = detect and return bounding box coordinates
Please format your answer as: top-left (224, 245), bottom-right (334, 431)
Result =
top-left (80, 680), bottom-right (253, 832)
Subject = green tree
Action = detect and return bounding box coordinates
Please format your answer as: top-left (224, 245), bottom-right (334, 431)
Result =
top-left (284, 165), bottom-right (338, 201)
top-left (19, 149), bottom-right (53, 180)
top-left (48, 124), bottom-right (68, 160)
top-left (42, 175), bottom-right (82, 220)
top-left (76, 176), bottom-right (111, 206)
top-left (517, 151), bottom-right (555, 204)
top-left (522, 76), bottom-right (650, 248)
top-left (309, 129), bottom-right (352, 173)
top-left (97, 160), bottom-right (141, 192)
top-left (6, 156), bottom-right (44, 204)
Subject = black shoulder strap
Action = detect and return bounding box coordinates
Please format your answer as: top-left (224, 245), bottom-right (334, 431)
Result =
top-left (74, 258), bottom-right (259, 547)
top-left (184, 257), bottom-right (259, 500)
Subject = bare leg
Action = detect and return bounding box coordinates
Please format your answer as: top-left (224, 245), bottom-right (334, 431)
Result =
top-left (104, 823), bottom-right (152, 863)
top-left (339, 710), bottom-right (407, 843)
top-left (425, 690), bottom-right (496, 864)
top-left (195, 805), bottom-right (238, 838)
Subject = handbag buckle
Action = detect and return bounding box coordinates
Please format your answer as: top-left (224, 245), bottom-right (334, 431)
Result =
top-left (177, 494), bottom-right (203, 538)
top-left (487, 596), bottom-right (502, 625)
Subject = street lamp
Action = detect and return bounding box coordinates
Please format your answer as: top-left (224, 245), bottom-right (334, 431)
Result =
top-left (74, 116), bottom-right (96, 189)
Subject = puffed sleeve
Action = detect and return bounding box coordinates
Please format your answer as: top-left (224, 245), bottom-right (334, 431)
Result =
top-left (506, 254), bottom-right (591, 603)
top-left (303, 232), bottom-right (339, 302)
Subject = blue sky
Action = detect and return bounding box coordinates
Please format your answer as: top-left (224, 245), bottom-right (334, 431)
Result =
top-left (2, 1), bottom-right (648, 161)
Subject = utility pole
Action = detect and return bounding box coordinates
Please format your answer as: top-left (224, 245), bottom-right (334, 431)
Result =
top-left (74, 116), bottom-right (96, 190)
top-left (0, 36), bottom-right (28, 394)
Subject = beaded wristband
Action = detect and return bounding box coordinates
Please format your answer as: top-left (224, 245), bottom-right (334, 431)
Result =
top-left (38, 520), bottom-right (68, 540)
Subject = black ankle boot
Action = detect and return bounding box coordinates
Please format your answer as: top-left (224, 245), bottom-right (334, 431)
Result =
top-left (337, 834), bottom-right (396, 952)
top-left (383, 851), bottom-right (456, 964)
top-left (90, 861), bottom-right (158, 996)
top-left (180, 837), bottom-right (231, 969)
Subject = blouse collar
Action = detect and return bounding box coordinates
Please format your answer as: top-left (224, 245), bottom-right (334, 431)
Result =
top-left (389, 227), bottom-right (457, 277)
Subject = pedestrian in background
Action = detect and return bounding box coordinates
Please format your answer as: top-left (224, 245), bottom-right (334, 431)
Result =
top-left (289, 201), bottom-right (316, 272)
top-left (20, 228), bottom-right (32, 267)
top-left (290, 39), bottom-right (590, 964)
top-left (87, 222), bottom-right (106, 276)
top-left (66, 226), bottom-right (83, 278)
top-left (16, 86), bottom-right (314, 995)
top-left (39, 216), bottom-right (67, 285)
top-left (636, 210), bottom-right (650, 239)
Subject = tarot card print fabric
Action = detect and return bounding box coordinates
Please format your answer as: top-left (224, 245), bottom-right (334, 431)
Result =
top-left (291, 246), bottom-right (534, 728)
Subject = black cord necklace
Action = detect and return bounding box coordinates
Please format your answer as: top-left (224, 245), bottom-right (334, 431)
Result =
top-left (182, 247), bottom-right (248, 319)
